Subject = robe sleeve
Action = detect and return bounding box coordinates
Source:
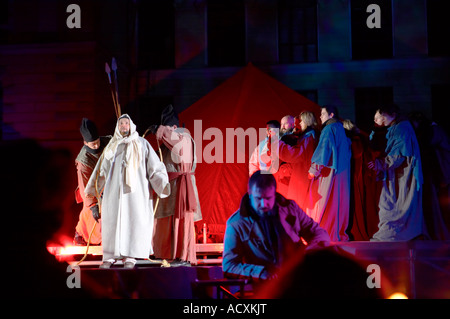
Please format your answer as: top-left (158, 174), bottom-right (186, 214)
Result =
top-left (145, 140), bottom-right (170, 199)
top-left (374, 155), bottom-right (405, 172)
top-left (156, 126), bottom-right (195, 169)
top-left (84, 154), bottom-right (109, 206)
top-left (308, 163), bottom-right (325, 177)
top-left (76, 160), bottom-right (97, 207)
top-left (377, 121), bottom-right (423, 189)
top-left (385, 122), bottom-right (416, 158)
top-left (250, 140), bottom-right (271, 175)
top-left (156, 125), bottom-right (183, 151)
top-left (278, 140), bottom-right (307, 163)
top-left (249, 146), bottom-right (260, 176)
top-left (309, 127), bottom-right (334, 176)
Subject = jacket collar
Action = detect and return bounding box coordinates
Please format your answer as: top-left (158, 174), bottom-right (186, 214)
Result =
top-left (322, 117), bottom-right (338, 128)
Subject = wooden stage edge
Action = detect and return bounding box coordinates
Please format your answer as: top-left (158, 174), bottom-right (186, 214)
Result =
top-left (48, 240), bottom-right (450, 266)
top-left (47, 241), bottom-right (450, 298)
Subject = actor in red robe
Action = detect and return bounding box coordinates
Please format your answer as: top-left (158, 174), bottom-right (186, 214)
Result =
top-left (276, 111), bottom-right (318, 212)
top-left (152, 105), bottom-right (202, 266)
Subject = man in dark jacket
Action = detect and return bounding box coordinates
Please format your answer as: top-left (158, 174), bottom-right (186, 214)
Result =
top-left (223, 171), bottom-right (330, 280)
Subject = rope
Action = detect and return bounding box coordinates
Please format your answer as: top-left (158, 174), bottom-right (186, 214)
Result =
top-left (147, 139), bottom-right (170, 267)
top-left (153, 141), bottom-right (164, 215)
top-left (76, 222), bottom-right (97, 265)
top-left (76, 152), bottom-right (104, 266)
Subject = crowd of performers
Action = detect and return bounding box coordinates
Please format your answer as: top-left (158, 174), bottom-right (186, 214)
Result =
top-left (249, 104), bottom-right (450, 242)
top-left (73, 103), bottom-right (449, 269)
top-left (74, 105), bottom-right (201, 268)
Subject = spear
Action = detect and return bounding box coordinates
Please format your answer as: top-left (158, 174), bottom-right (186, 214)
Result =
top-left (78, 59), bottom-right (122, 265)
top-left (105, 62), bottom-right (119, 118)
top-left (111, 57), bottom-right (122, 117)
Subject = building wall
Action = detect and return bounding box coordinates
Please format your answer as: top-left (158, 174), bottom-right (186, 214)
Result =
top-left (1, 0), bottom-right (449, 144)
top-left (0, 42), bottom-right (97, 155)
top-left (141, 0), bottom-right (449, 129)
top-left (0, 0), bottom-right (132, 153)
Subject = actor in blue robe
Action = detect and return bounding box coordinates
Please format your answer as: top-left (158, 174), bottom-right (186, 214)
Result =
top-left (308, 106), bottom-right (352, 241)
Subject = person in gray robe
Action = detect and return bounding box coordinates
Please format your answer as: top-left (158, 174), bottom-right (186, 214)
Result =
top-left (369, 105), bottom-right (425, 241)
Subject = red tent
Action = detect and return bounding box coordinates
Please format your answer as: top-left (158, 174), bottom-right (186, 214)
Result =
top-left (179, 63), bottom-right (320, 240)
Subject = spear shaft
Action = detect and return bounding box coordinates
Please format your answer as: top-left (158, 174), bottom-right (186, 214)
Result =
top-left (105, 62), bottom-right (119, 118)
top-left (111, 57), bottom-right (121, 117)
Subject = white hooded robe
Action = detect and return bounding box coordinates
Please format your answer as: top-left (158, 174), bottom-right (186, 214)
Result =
top-left (85, 115), bottom-right (170, 260)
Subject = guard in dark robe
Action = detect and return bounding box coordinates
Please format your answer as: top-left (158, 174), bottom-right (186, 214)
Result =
top-left (73, 118), bottom-right (111, 245)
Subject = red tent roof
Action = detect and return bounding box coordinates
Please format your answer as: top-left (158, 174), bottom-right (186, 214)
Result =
top-left (179, 63), bottom-right (320, 237)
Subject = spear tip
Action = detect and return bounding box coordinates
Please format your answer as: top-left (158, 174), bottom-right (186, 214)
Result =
top-left (111, 57), bottom-right (117, 71)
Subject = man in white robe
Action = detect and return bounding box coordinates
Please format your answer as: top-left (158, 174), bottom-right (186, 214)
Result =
top-left (85, 114), bottom-right (170, 268)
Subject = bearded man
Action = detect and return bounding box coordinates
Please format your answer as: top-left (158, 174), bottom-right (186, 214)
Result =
top-left (85, 114), bottom-right (170, 268)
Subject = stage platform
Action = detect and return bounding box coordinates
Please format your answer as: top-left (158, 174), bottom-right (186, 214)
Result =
top-left (50, 241), bottom-right (450, 299)
top-left (48, 243), bottom-right (225, 265)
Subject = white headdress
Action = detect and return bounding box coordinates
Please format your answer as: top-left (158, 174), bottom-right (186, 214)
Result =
top-left (103, 114), bottom-right (141, 192)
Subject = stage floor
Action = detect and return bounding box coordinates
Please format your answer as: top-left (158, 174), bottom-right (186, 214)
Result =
top-left (51, 241), bottom-right (450, 299)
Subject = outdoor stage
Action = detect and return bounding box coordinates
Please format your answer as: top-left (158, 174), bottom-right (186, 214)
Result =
top-left (48, 241), bottom-right (450, 299)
